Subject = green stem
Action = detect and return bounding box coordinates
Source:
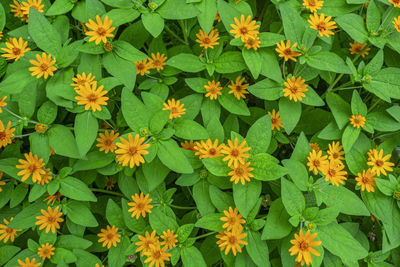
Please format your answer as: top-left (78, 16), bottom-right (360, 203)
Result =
top-left (193, 231), bottom-right (217, 240)
top-left (3, 107), bottom-right (24, 120)
top-left (90, 188), bottom-right (128, 199)
top-left (169, 204), bottom-right (196, 210)
top-left (179, 20), bottom-right (189, 44)
top-left (13, 133), bottom-right (34, 138)
top-left (368, 99), bottom-right (381, 113)
top-left (165, 24), bottom-right (188, 45)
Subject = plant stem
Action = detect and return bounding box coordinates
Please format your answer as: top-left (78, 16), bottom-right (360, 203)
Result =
top-left (90, 188), bottom-right (128, 199)
top-left (368, 99), bottom-right (381, 113)
top-left (193, 231), bottom-right (217, 240)
top-left (164, 24), bottom-right (188, 45)
top-left (13, 133), bottom-right (33, 138)
top-left (169, 204), bottom-right (196, 210)
top-left (3, 107), bottom-right (24, 120)
top-left (179, 20), bottom-right (189, 44)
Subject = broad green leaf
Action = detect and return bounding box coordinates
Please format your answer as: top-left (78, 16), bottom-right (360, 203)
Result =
top-left (262, 199), bottom-right (292, 240)
top-left (37, 101), bottom-right (58, 124)
top-left (351, 90), bottom-right (367, 116)
top-left (242, 48), bottom-right (261, 79)
top-left (342, 125), bottom-right (360, 153)
top-left (29, 133), bottom-right (50, 163)
top-left (72, 151), bottom-right (115, 172)
top-left (48, 125), bottom-right (81, 159)
top-left (177, 224), bottom-right (194, 243)
top-left (233, 180), bottom-right (261, 218)
top-left (173, 119), bottom-right (209, 139)
top-left (103, 52), bottom-right (136, 90)
top-left (326, 92), bottom-right (352, 129)
top-left (64, 201), bottom-right (98, 227)
top-left (157, 139), bottom-right (193, 174)
top-left (113, 40), bottom-right (148, 62)
top-left (251, 153), bottom-right (287, 181)
top-left (214, 51), bottom-right (247, 74)
top-left (158, 0), bottom-right (200, 19)
top-left (142, 12), bottom-right (164, 37)
top-left (185, 77), bottom-right (208, 93)
top-left (105, 8), bottom-right (139, 27)
top-left (193, 180), bottom-right (215, 216)
top-left (366, 0), bottom-right (381, 32)
top-left (194, 213), bottom-right (224, 231)
top-left (279, 97), bottom-right (302, 134)
top-left (197, 0), bottom-right (217, 33)
top-left (0, 246), bottom-right (21, 266)
top-left (74, 112), bottom-right (98, 157)
top-left (121, 87), bottom-right (150, 132)
top-left (248, 78), bottom-right (282, 100)
top-left (46, 0), bottom-right (75, 16)
top-left (282, 159), bottom-right (309, 191)
top-left (7, 201), bottom-right (47, 229)
top-left (246, 115), bottom-right (272, 155)
top-left (59, 176), bottom-right (97, 202)
top-left (180, 246), bottom-right (207, 267)
top-left (202, 157), bottom-right (230, 177)
top-left (0, 69), bottom-right (36, 94)
top-left (281, 178), bottom-right (305, 217)
top-left (57, 235), bottom-right (93, 250)
top-left (106, 199), bottom-right (125, 229)
top-left (167, 54), bottom-right (205, 72)
top-left (279, 2), bottom-right (305, 44)
top-left (142, 157), bottom-right (170, 191)
top-left (306, 52), bottom-right (352, 74)
top-left (246, 230), bottom-right (270, 267)
top-left (209, 185), bottom-right (235, 212)
top-left (218, 91), bottom-right (250, 116)
top-left (335, 13), bottom-right (368, 43)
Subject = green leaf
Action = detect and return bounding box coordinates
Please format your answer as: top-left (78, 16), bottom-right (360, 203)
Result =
top-left (197, 0), bottom-right (217, 34)
top-left (173, 119), bottom-right (209, 139)
top-left (326, 92), bottom-right (352, 129)
top-left (18, 81), bottom-right (37, 118)
top-left (262, 198), bottom-right (292, 240)
top-left (64, 201), bottom-right (98, 227)
top-left (246, 230), bottom-right (270, 267)
top-left (46, 0), bottom-right (75, 16)
top-left (279, 2), bottom-right (306, 44)
top-left (246, 115), bottom-right (272, 155)
top-left (351, 90), bottom-right (367, 116)
top-left (0, 69), bottom-right (36, 94)
top-left (10, 184), bottom-right (28, 208)
top-left (37, 101), bottom-right (58, 124)
top-left (72, 151), bottom-right (115, 172)
top-left (248, 78), bottom-right (282, 100)
top-left (279, 97), bottom-right (302, 134)
top-left (106, 199), bottom-right (125, 229)
top-left (0, 2), bottom-right (5, 30)
top-left (180, 246), bottom-right (207, 267)
top-left (121, 87), bottom-right (150, 132)
top-left (218, 91), bottom-right (250, 116)
top-left (202, 157), bottom-right (230, 176)
top-left (366, 0), bottom-right (381, 32)
top-left (214, 51), bottom-right (247, 74)
top-left (177, 224), bottom-right (194, 243)
top-left (74, 112), bottom-right (98, 157)
top-left (157, 0), bottom-right (200, 19)
top-left (318, 223), bottom-right (368, 262)
top-left (301, 87), bottom-right (324, 107)
top-left (193, 180), bottom-right (215, 216)
top-left (242, 48), bottom-right (261, 79)
top-left (28, 9), bottom-right (62, 56)
top-left (185, 77), bottom-right (208, 93)
top-left (48, 125), bottom-right (81, 159)
top-left (233, 180), bottom-right (261, 218)
top-left (108, 236), bottom-right (129, 267)
top-left (59, 176), bottom-right (97, 202)
top-left (142, 12), bottom-right (164, 37)
top-left (121, 199), bottom-right (147, 233)
top-left (216, 0), bottom-right (242, 35)
top-left (251, 153), bottom-right (287, 181)
top-left (364, 68), bottom-right (400, 101)
top-left (86, 0), bottom-right (106, 20)
top-left (367, 111), bottom-right (400, 132)
top-left (57, 235), bottom-right (93, 250)
top-left (157, 139), bottom-right (193, 174)
top-left (364, 49), bottom-right (383, 76)
top-left (260, 48), bottom-right (283, 83)
top-left (7, 201), bottom-right (47, 229)
top-left (112, 40), bottom-right (148, 62)
top-left (194, 213), bottom-right (224, 231)
top-left (103, 52), bottom-right (136, 90)
top-left (29, 132), bottom-right (50, 163)
top-left (105, 8), bottom-right (139, 27)
top-left (209, 185), bottom-right (235, 212)
top-left (142, 157), bottom-right (170, 191)
top-left (335, 13), bottom-right (368, 43)
top-left (282, 159), bottom-right (309, 191)
top-left (281, 178), bottom-right (305, 217)
top-left (306, 51), bottom-right (352, 74)
top-left (149, 207), bottom-right (179, 233)
top-left (0, 246), bottom-right (21, 266)
top-left (167, 54), bottom-right (205, 72)
top-left (342, 125), bottom-right (360, 153)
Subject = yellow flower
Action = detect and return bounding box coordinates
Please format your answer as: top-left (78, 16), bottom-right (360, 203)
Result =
top-left (43, 192), bottom-right (62, 206)
top-left (393, 16), bottom-right (400, 32)
top-left (327, 141), bottom-right (345, 162)
top-left (16, 258), bottom-right (41, 267)
top-left (10, 0), bottom-right (25, 19)
top-left (302, 0), bottom-right (324, 12)
top-left (136, 230), bottom-right (159, 255)
top-left (162, 98), bottom-right (186, 119)
top-left (0, 96), bottom-right (7, 112)
top-left (0, 120), bottom-right (15, 148)
top-left (349, 114), bottom-right (366, 128)
top-left (97, 225), bottom-right (121, 249)
top-left (127, 192), bottom-right (153, 219)
top-left (220, 207), bottom-right (245, 231)
top-left (85, 15), bottom-right (115, 45)
top-left (105, 177), bottom-right (116, 190)
top-left (134, 59), bottom-right (153, 76)
top-left (367, 149), bottom-right (394, 176)
top-left (1, 37), bottom-right (31, 61)
top-left (244, 35), bottom-right (261, 50)
top-left (194, 139), bottom-right (225, 159)
top-left (321, 160), bottom-right (348, 186)
top-left (196, 28), bottom-right (220, 49)
top-left (230, 14), bottom-right (260, 42)
top-left (283, 76), bottom-right (308, 102)
top-left (204, 80), bottom-right (223, 100)
top-left (275, 40), bottom-right (302, 62)
top-left (35, 169), bottom-right (52, 185)
top-left (160, 229), bottom-right (178, 250)
top-left (221, 138), bottom-right (251, 168)
top-left (35, 206), bottom-right (64, 233)
top-left (115, 133), bottom-right (150, 168)
top-left (75, 82), bottom-right (109, 112)
top-left (289, 229), bottom-right (321, 266)
top-left (268, 109), bottom-right (284, 131)
top-left (181, 140), bottom-right (196, 151)
top-left (309, 143), bottom-right (320, 152)
top-left (228, 162), bottom-right (254, 185)
top-left (37, 243), bottom-right (55, 260)
top-left (307, 150), bottom-right (328, 175)
top-left (143, 242), bottom-right (171, 267)
top-left (0, 217), bottom-right (21, 243)
top-left (349, 41), bottom-right (370, 58)
top-left (149, 52), bottom-right (167, 71)
top-left (216, 228), bottom-right (248, 256)
top-left (29, 53), bottom-right (57, 79)
top-left (390, 0), bottom-right (400, 7)
top-left (228, 76), bottom-right (249, 100)
top-left (355, 169), bottom-right (376, 192)
top-left (21, 0), bottom-right (44, 20)
top-left (71, 72), bottom-right (96, 90)
top-left (96, 130), bottom-right (119, 153)
top-left (308, 13), bottom-right (337, 37)
top-left (16, 152), bottom-right (46, 182)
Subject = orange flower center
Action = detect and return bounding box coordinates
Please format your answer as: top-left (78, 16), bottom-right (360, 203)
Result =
top-left (316, 22), bottom-right (327, 32)
top-left (271, 118), bottom-right (277, 124)
top-left (144, 240), bottom-right (152, 249)
top-left (137, 63), bottom-right (145, 70)
top-left (42, 249), bottom-right (49, 255)
top-left (307, 0), bottom-right (316, 6)
top-left (283, 48), bottom-right (292, 55)
top-left (40, 64), bottom-right (49, 72)
top-left (327, 168), bottom-right (336, 177)
top-left (289, 85), bottom-right (298, 94)
top-left (170, 107), bottom-right (178, 113)
top-left (361, 176), bottom-right (370, 184)
top-left (228, 236), bottom-right (237, 244)
top-left (235, 85), bottom-right (242, 92)
top-left (106, 233), bottom-right (114, 240)
top-left (47, 216), bottom-right (56, 223)
top-left (298, 240), bottom-right (309, 251)
top-left (353, 118), bottom-right (360, 124)
top-left (87, 94), bottom-right (98, 103)
top-left (5, 227), bottom-right (14, 234)
top-left (209, 148), bottom-right (217, 155)
top-left (228, 217), bottom-right (236, 224)
top-left (231, 149), bottom-right (239, 157)
top-left (136, 202), bottom-right (145, 210)
top-left (104, 139), bottom-right (113, 147)
top-left (375, 160), bottom-right (384, 167)
top-left (0, 131), bottom-right (6, 140)
top-left (12, 48), bottom-right (21, 55)
top-left (354, 46), bottom-right (362, 53)
top-left (153, 250), bottom-right (162, 260)
top-left (28, 164), bottom-right (38, 173)
top-left (203, 37), bottom-right (211, 44)
top-left (239, 27), bottom-right (248, 35)
top-left (153, 59), bottom-right (161, 66)
top-left (235, 166), bottom-right (244, 176)
top-left (128, 146), bottom-right (137, 156)
top-left (96, 27), bottom-right (107, 36)
top-left (313, 160), bottom-right (320, 167)
top-left (332, 152), bottom-right (339, 159)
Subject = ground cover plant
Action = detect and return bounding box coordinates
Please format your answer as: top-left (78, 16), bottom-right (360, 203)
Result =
top-left (0, 0), bottom-right (400, 266)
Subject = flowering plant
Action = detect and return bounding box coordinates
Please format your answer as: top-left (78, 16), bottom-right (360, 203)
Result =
top-left (0, 0), bottom-right (400, 266)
